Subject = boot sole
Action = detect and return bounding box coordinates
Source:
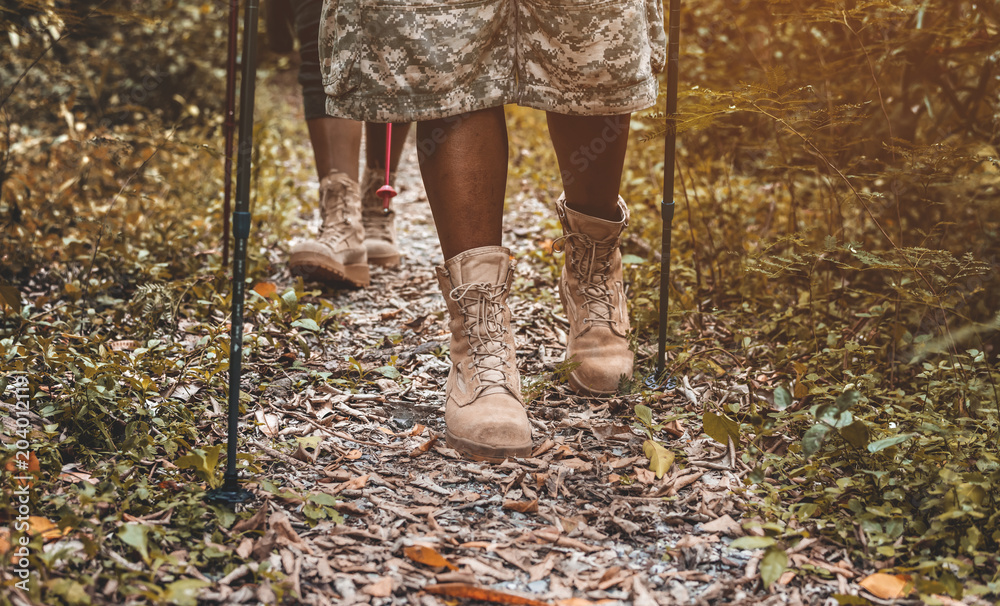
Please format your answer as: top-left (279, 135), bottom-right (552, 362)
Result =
top-left (567, 372), bottom-right (619, 397)
top-left (445, 430), bottom-right (533, 463)
top-left (289, 251), bottom-right (370, 288)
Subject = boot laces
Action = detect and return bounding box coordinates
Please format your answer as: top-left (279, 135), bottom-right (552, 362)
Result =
top-left (361, 168), bottom-right (396, 242)
top-left (362, 209), bottom-right (394, 242)
top-left (554, 233), bottom-right (618, 327)
top-left (317, 178), bottom-right (355, 248)
top-left (450, 282), bottom-right (512, 394)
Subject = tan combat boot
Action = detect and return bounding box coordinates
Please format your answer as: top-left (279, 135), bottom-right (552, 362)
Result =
top-left (556, 195), bottom-right (634, 394)
top-left (289, 170), bottom-right (370, 287)
top-left (360, 167), bottom-right (402, 268)
top-left (436, 246), bottom-right (532, 461)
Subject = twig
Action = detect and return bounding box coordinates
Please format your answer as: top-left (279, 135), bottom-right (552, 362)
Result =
top-left (248, 438), bottom-right (343, 478)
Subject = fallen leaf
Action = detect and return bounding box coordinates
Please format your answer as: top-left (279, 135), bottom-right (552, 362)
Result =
top-left (423, 583), bottom-right (550, 606)
top-left (362, 576), bottom-right (394, 597)
top-left (253, 282), bottom-right (277, 298)
top-left (559, 458), bottom-right (594, 472)
top-left (235, 538), bottom-right (253, 559)
top-left (232, 503), bottom-right (269, 534)
top-left (595, 566), bottom-right (631, 590)
top-left (268, 511), bottom-right (312, 554)
top-left (254, 409), bottom-right (281, 437)
top-left (252, 530), bottom-right (277, 559)
top-left (531, 439), bottom-right (556, 457)
top-left (858, 572), bottom-right (912, 599)
top-left (292, 439), bottom-right (319, 463)
top-left (642, 439), bottom-right (674, 479)
top-left (333, 474), bottom-right (370, 493)
top-left (404, 545), bottom-right (458, 571)
top-left (59, 470), bottom-right (99, 485)
top-left (633, 467), bottom-right (656, 484)
top-left (503, 499), bottom-right (539, 514)
top-left (592, 424), bottom-right (632, 441)
top-left (448, 490), bottom-right (481, 503)
top-left (30, 517), bottom-right (67, 541)
top-left (699, 514), bottom-right (743, 536)
top-left (380, 308), bottom-right (404, 320)
top-left (0, 284), bottom-right (22, 313)
top-left (527, 553), bottom-right (557, 583)
top-left (703, 411), bottom-right (740, 445)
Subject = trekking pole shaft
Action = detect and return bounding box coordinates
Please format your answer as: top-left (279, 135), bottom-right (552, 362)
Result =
top-left (222, 0), bottom-right (238, 269)
top-left (657, 0), bottom-right (681, 378)
top-left (222, 0), bottom-right (260, 494)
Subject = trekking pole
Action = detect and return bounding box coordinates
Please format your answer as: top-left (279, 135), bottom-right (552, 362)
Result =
top-left (655, 0), bottom-right (682, 385)
top-left (222, 0), bottom-right (239, 269)
top-left (376, 124), bottom-right (397, 212)
top-left (207, 0), bottom-right (260, 505)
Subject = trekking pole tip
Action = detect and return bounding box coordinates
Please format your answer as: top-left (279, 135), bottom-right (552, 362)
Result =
top-left (377, 184), bottom-right (397, 213)
top-left (205, 480), bottom-right (254, 506)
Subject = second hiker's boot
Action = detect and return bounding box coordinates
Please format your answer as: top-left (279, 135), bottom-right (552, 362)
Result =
top-left (289, 170), bottom-right (370, 287)
top-left (360, 167), bottom-right (402, 268)
top-left (436, 246), bottom-right (532, 461)
top-left (556, 195), bottom-right (634, 395)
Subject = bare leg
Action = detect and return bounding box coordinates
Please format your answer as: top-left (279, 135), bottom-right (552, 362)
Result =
top-left (416, 107), bottom-right (508, 261)
top-left (306, 117), bottom-right (362, 180)
top-left (546, 112), bottom-right (630, 220)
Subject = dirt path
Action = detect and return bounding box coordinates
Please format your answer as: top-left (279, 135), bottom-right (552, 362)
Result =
top-left (215, 72), bottom-right (848, 606)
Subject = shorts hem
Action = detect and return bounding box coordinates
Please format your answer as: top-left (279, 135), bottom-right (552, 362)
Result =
top-left (325, 78), bottom-right (513, 123)
top-left (516, 76), bottom-right (661, 116)
top-left (325, 76), bottom-right (661, 122)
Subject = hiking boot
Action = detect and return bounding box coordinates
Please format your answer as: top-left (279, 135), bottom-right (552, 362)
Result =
top-left (289, 170), bottom-right (370, 287)
top-left (361, 167), bottom-right (402, 268)
top-left (436, 246), bottom-right (532, 461)
top-left (555, 195), bottom-right (634, 394)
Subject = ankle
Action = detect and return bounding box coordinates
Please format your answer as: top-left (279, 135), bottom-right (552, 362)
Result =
top-left (565, 197), bottom-right (624, 222)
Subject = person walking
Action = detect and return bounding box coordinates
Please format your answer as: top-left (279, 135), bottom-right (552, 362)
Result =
top-left (272, 0), bottom-right (412, 287)
top-left (320, 0), bottom-right (666, 459)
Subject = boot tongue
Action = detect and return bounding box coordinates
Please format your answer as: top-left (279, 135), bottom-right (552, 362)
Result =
top-left (455, 248), bottom-right (510, 285)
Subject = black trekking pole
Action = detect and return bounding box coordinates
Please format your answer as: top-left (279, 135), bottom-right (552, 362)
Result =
top-left (207, 0), bottom-right (260, 505)
top-left (654, 0), bottom-right (681, 386)
top-left (221, 0), bottom-right (239, 269)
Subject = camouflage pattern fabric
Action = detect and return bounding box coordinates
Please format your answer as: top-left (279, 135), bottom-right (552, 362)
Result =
top-left (320, 0), bottom-right (666, 122)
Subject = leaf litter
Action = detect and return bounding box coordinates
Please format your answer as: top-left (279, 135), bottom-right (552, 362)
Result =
top-left (180, 74), bottom-right (865, 606)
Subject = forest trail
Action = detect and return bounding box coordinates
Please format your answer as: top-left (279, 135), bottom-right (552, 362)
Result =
top-left (218, 69), bottom-right (848, 606)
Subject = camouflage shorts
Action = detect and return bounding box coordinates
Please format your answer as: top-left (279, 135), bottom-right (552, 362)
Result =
top-left (320, 0), bottom-right (666, 122)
